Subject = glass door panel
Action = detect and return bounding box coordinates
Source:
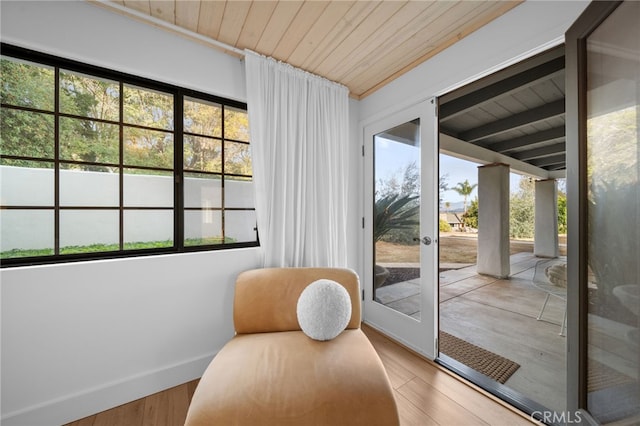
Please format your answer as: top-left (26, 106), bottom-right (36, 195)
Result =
top-left (585, 2), bottom-right (640, 423)
top-left (373, 119), bottom-right (421, 319)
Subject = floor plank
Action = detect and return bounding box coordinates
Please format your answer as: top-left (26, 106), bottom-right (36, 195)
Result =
top-left (141, 383), bottom-right (189, 426)
top-left (393, 390), bottom-right (439, 426)
top-left (93, 398), bottom-right (144, 426)
top-left (362, 324), bottom-right (535, 426)
top-left (398, 377), bottom-right (490, 426)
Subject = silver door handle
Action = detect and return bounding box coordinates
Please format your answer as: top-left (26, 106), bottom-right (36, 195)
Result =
top-left (421, 236), bottom-right (432, 245)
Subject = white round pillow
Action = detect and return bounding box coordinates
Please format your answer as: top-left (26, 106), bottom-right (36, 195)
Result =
top-left (297, 279), bottom-right (352, 341)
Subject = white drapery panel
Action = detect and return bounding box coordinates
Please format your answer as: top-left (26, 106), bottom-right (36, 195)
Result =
top-left (245, 50), bottom-right (349, 268)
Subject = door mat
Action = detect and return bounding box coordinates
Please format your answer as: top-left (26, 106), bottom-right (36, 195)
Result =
top-left (440, 332), bottom-right (520, 384)
top-left (588, 360), bottom-right (635, 393)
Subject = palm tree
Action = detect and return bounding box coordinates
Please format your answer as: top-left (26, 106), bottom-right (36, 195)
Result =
top-left (452, 179), bottom-right (477, 213)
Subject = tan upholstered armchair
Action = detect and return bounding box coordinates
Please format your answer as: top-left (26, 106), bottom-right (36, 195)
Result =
top-left (185, 267), bottom-right (399, 426)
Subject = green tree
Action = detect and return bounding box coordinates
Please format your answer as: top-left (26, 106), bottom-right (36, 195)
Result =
top-left (462, 198), bottom-right (478, 229)
top-left (439, 218), bottom-right (452, 232)
top-left (184, 98), bottom-right (223, 172)
top-left (1, 58), bottom-right (121, 170)
top-left (123, 86), bottom-right (174, 169)
top-left (557, 192), bottom-right (567, 234)
top-left (510, 177), bottom-right (535, 238)
top-left (1, 59), bottom-right (55, 162)
top-left (58, 71), bottom-right (120, 170)
top-left (439, 174), bottom-right (449, 210)
top-left (452, 179), bottom-right (477, 213)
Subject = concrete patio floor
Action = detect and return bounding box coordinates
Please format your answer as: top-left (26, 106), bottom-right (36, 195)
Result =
top-left (375, 252), bottom-right (567, 412)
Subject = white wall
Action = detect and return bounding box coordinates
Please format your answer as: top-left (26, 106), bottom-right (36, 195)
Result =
top-left (1, 250), bottom-right (261, 424)
top-left (0, 2), bottom-right (260, 425)
top-left (1, 2), bottom-right (364, 424)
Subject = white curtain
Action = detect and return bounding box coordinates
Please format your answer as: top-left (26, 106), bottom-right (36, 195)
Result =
top-left (244, 50), bottom-right (349, 268)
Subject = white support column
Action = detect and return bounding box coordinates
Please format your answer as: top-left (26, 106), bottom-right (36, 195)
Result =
top-left (477, 163), bottom-right (510, 278)
top-left (534, 179), bottom-right (559, 258)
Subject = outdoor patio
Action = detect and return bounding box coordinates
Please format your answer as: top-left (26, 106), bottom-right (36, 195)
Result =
top-left (376, 252), bottom-right (568, 412)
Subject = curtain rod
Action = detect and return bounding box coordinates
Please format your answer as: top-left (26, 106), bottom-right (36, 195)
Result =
top-left (88, 0), bottom-right (245, 59)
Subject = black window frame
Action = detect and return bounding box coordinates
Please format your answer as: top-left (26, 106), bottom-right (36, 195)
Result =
top-left (0, 43), bottom-right (258, 268)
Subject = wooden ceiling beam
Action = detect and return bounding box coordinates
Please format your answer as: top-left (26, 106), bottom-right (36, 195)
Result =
top-left (439, 57), bottom-right (565, 121)
top-left (488, 126), bottom-right (565, 152)
top-left (529, 154), bottom-right (566, 168)
top-left (459, 100), bottom-right (565, 143)
top-left (512, 142), bottom-right (566, 161)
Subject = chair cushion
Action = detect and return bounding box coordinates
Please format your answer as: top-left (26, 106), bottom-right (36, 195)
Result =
top-left (185, 329), bottom-right (399, 426)
top-left (234, 268), bottom-right (361, 334)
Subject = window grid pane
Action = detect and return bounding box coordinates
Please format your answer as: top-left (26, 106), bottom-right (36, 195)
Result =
top-left (1, 46), bottom-right (257, 266)
top-left (59, 70), bottom-right (119, 121)
top-left (182, 98), bottom-right (255, 249)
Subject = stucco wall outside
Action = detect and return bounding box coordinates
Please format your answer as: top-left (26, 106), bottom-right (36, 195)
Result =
top-left (1, 166), bottom-right (256, 250)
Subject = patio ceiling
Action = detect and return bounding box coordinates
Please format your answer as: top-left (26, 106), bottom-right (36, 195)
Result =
top-left (439, 45), bottom-right (567, 179)
top-left (90, 0), bottom-right (522, 99)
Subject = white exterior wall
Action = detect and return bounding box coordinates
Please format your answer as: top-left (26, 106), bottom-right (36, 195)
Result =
top-left (0, 166), bottom-right (255, 250)
top-left (477, 164), bottom-right (511, 278)
top-left (534, 179), bottom-right (560, 258)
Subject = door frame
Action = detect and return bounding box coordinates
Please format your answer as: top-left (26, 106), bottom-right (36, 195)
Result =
top-left (362, 98), bottom-right (439, 359)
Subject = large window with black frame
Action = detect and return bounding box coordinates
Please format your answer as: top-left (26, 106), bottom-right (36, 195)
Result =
top-left (0, 45), bottom-right (258, 266)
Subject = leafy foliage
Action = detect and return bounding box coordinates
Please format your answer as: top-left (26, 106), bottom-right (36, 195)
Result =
top-left (462, 198), bottom-right (478, 229)
top-left (1, 59), bottom-right (56, 162)
top-left (374, 193), bottom-right (419, 243)
top-left (375, 161), bottom-right (420, 244)
top-left (509, 177), bottom-right (534, 239)
top-left (439, 218), bottom-right (452, 232)
top-left (1, 57), bottom-right (251, 175)
top-left (557, 192), bottom-right (567, 234)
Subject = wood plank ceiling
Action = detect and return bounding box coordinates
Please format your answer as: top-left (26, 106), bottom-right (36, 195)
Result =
top-left (94, 0), bottom-right (522, 99)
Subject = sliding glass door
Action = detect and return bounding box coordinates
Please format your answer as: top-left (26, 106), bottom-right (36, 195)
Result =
top-left (567, 1), bottom-right (640, 423)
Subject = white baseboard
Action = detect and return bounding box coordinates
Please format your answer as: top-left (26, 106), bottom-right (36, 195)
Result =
top-left (1, 352), bottom-right (216, 426)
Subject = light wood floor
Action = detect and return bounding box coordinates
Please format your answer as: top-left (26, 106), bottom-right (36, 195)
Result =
top-left (64, 325), bottom-right (534, 426)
